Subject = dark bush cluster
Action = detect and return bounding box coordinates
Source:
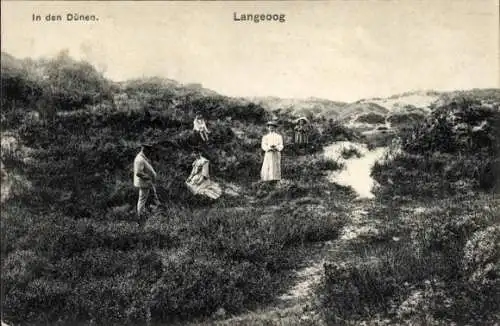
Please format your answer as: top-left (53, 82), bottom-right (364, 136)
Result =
top-left (319, 119), bottom-right (362, 143)
top-left (341, 146), bottom-right (362, 159)
top-left (355, 112), bottom-right (386, 124)
top-left (372, 96), bottom-right (500, 198)
top-left (1, 51), bottom-right (113, 128)
top-left (387, 112), bottom-right (425, 127)
top-left (403, 98), bottom-right (500, 156)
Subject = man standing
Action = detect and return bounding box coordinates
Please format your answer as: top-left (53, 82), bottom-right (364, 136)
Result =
top-left (261, 121), bottom-right (284, 182)
top-left (133, 143), bottom-right (157, 223)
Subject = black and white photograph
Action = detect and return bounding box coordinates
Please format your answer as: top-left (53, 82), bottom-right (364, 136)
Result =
top-left (1, 1), bottom-right (499, 325)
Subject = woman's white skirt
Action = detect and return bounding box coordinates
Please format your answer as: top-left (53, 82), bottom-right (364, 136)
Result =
top-left (186, 177), bottom-right (222, 200)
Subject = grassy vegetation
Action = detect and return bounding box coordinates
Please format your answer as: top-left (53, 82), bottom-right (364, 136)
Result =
top-left (318, 95), bottom-right (500, 325)
top-left (1, 139), bottom-right (349, 325)
top-left (386, 112), bottom-right (425, 128)
top-left (355, 112), bottom-right (386, 124)
top-left (321, 195), bottom-right (499, 325)
top-left (0, 52), bottom-right (356, 325)
top-left (2, 50), bottom-right (499, 326)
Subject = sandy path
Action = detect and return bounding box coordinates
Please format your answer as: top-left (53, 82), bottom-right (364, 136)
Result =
top-left (198, 199), bottom-right (378, 326)
top-left (194, 143), bottom-right (387, 325)
top-left (324, 141), bottom-right (387, 199)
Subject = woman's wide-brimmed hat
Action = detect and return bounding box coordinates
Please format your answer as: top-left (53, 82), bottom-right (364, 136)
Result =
top-left (141, 142), bottom-right (155, 148)
top-left (296, 116), bottom-right (309, 123)
top-left (266, 120), bottom-right (278, 127)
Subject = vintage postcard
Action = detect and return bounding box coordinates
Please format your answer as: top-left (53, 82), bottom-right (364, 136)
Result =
top-left (1, 1), bottom-right (499, 325)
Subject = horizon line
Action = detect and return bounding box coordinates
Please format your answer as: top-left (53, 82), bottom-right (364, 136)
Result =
top-left (2, 50), bottom-right (498, 104)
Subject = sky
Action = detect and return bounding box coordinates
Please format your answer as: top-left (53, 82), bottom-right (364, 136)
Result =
top-left (1, 0), bottom-right (499, 102)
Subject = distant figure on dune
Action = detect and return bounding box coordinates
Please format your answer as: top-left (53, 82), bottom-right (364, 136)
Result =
top-left (186, 149), bottom-right (222, 200)
top-left (133, 143), bottom-right (158, 223)
top-left (391, 136), bottom-right (402, 153)
top-left (294, 117), bottom-right (310, 146)
top-left (261, 121), bottom-right (284, 182)
top-left (385, 135), bottom-right (403, 160)
top-left (193, 114), bottom-right (210, 142)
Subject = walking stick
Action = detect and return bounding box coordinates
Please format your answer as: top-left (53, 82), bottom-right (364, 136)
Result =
top-left (152, 184), bottom-right (161, 206)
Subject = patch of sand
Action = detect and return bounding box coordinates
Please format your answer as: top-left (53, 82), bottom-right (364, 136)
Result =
top-left (323, 141), bottom-right (387, 199)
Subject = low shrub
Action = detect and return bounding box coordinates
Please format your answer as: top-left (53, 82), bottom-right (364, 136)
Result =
top-left (387, 112), bottom-right (425, 127)
top-left (148, 256), bottom-right (277, 323)
top-left (273, 203), bottom-right (346, 245)
top-left (283, 155), bottom-right (343, 183)
top-left (364, 129), bottom-right (395, 149)
top-left (321, 242), bottom-right (438, 323)
top-left (341, 146), bottom-right (362, 159)
top-left (371, 152), bottom-right (498, 199)
top-left (462, 225), bottom-right (500, 289)
top-left (356, 112), bottom-right (386, 124)
top-left (373, 96), bottom-right (500, 199)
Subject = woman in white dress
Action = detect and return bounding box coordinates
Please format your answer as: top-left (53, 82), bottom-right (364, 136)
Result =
top-left (261, 121), bottom-right (284, 182)
top-left (186, 150), bottom-right (222, 199)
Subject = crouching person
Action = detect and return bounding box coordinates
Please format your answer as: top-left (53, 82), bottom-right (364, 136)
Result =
top-left (186, 149), bottom-right (222, 200)
top-left (134, 143), bottom-right (157, 224)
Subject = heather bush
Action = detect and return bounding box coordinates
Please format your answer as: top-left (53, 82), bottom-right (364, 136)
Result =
top-left (387, 112), bottom-right (425, 127)
top-left (394, 279), bottom-right (455, 325)
top-left (371, 151), bottom-right (498, 199)
top-left (1, 51), bottom-right (113, 130)
top-left (372, 95), bottom-right (500, 199)
top-left (283, 154), bottom-right (343, 183)
top-left (148, 256), bottom-right (277, 323)
top-left (365, 129), bottom-right (395, 149)
top-left (321, 240), bottom-right (448, 323)
top-left (356, 112), bottom-right (386, 124)
top-left (409, 200), bottom-right (495, 277)
top-left (340, 146), bottom-right (362, 159)
top-left (462, 225), bottom-right (500, 289)
top-left (272, 203), bottom-right (346, 245)
top-left (319, 119), bottom-right (362, 143)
